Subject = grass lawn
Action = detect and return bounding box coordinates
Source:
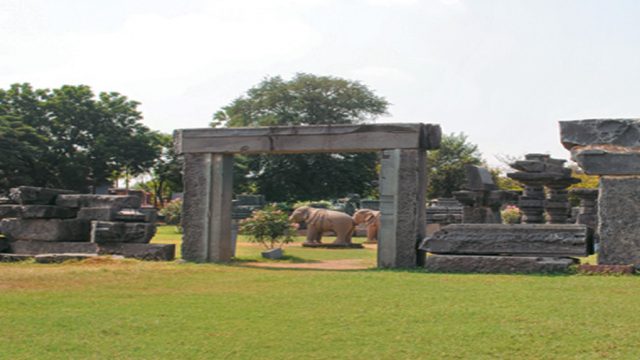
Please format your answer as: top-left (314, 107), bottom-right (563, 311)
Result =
top-left (0, 226), bottom-right (638, 359)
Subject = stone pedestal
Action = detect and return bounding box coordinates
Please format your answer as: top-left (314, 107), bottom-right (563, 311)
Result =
top-left (571, 188), bottom-right (598, 231)
top-left (378, 149), bottom-right (426, 268)
top-left (560, 119), bottom-right (640, 266)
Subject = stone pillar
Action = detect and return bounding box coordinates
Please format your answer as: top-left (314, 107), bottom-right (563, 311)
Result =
top-left (560, 119), bottom-right (640, 266)
top-left (571, 188), bottom-right (598, 230)
top-left (544, 179), bottom-right (575, 224)
top-left (517, 182), bottom-right (546, 224)
top-left (379, 149), bottom-right (426, 268)
top-left (181, 153), bottom-right (234, 262)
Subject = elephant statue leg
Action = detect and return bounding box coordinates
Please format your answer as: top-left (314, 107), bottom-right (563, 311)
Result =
top-left (306, 228), bottom-right (319, 244)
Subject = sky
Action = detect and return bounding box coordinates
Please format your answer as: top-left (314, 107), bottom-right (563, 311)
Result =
top-left (2, 0), bottom-right (640, 168)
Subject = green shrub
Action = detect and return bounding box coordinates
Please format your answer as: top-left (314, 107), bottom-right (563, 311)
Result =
top-left (292, 200), bottom-right (333, 210)
top-left (501, 205), bottom-right (521, 224)
top-left (161, 199), bottom-right (183, 232)
top-left (239, 204), bottom-right (295, 249)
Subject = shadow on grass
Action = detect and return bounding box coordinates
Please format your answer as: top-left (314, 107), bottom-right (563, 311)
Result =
top-left (232, 254), bottom-right (321, 264)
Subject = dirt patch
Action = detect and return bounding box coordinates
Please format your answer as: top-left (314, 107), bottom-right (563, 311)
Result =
top-left (243, 258), bottom-right (372, 270)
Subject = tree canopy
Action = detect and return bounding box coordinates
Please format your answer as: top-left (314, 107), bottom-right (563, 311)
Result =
top-left (214, 73), bottom-right (389, 202)
top-left (427, 132), bottom-right (483, 199)
top-left (0, 83), bottom-right (162, 192)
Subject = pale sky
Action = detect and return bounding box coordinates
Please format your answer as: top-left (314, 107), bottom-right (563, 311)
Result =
top-left (2, 0), bottom-right (640, 168)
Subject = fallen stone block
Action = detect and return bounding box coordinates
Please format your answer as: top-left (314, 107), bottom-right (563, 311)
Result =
top-left (0, 205), bottom-right (76, 219)
top-left (34, 253), bottom-right (98, 264)
top-left (424, 255), bottom-right (576, 274)
top-left (98, 243), bottom-right (175, 261)
top-left (0, 219), bottom-right (90, 242)
top-left (0, 253), bottom-right (34, 262)
top-left (8, 241), bottom-right (99, 255)
top-left (420, 224), bottom-right (592, 257)
top-left (90, 221), bottom-right (156, 243)
top-left (56, 195), bottom-right (141, 209)
top-left (9, 186), bottom-right (76, 205)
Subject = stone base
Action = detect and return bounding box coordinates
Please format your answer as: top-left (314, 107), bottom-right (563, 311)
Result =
top-left (0, 218), bottom-right (90, 242)
top-left (578, 264), bottom-right (635, 275)
top-left (302, 242), bottom-right (364, 249)
top-left (8, 241), bottom-right (99, 255)
top-left (421, 224), bottom-right (592, 257)
top-left (261, 248), bottom-right (284, 259)
top-left (424, 254), bottom-right (576, 274)
top-left (0, 253), bottom-right (34, 262)
top-left (362, 240), bottom-right (378, 244)
top-left (34, 253), bottom-right (98, 264)
top-left (90, 221), bottom-right (156, 243)
top-left (98, 243), bottom-right (175, 261)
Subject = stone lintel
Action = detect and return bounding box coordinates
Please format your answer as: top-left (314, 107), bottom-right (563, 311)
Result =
top-left (175, 123), bottom-right (441, 154)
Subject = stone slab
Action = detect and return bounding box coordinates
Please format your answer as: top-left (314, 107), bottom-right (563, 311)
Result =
top-left (560, 119), bottom-right (640, 149)
top-left (578, 264), bottom-right (635, 275)
top-left (598, 176), bottom-right (640, 265)
top-left (424, 255), bottom-right (575, 274)
top-left (572, 150), bottom-right (640, 175)
top-left (98, 243), bottom-right (175, 261)
top-left (56, 195), bottom-right (141, 209)
top-left (0, 253), bottom-right (34, 262)
top-left (421, 224), bottom-right (592, 257)
top-left (90, 221), bottom-right (156, 243)
top-left (0, 218), bottom-right (90, 242)
top-left (8, 186), bottom-right (76, 205)
top-left (261, 248), bottom-right (284, 259)
top-left (0, 205), bottom-right (76, 219)
top-left (8, 241), bottom-right (99, 255)
top-left (77, 207), bottom-right (153, 222)
top-left (464, 165), bottom-right (497, 191)
top-left (301, 243), bottom-right (364, 249)
top-left (175, 123), bottom-right (441, 154)
top-left (34, 253), bottom-right (98, 264)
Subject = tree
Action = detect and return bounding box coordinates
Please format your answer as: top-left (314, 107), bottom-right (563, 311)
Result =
top-left (0, 83), bottom-right (161, 192)
top-left (427, 133), bottom-right (483, 199)
top-left (146, 133), bottom-right (183, 207)
top-left (214, 73), bottom-right (389, 202)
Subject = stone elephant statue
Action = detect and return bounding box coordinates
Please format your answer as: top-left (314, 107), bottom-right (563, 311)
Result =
top-left (353, 209), bottom-right (380, 243)
top-left (289, 206), bottom-right (355, 245)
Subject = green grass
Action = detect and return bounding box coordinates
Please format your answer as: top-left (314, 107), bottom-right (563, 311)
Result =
top-left (1, 226), bottom-right (638, 359)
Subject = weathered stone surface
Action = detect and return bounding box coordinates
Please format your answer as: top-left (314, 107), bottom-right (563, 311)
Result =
top-left (560, 119), bottom-right (640, 150)
top-left (597, 176), bottom-right (640, 265)
top-left (77, 207), bottom-right (153, 222)
top-left (572, 151), bottom-right (640, 175)
top-left (378, 149), bottom-right (426, 268)
top-left (0, 205), bottom-right (76, 219)
top-left (90, 221), bottom-right (156, 243)
top-left (134, 208), bottom-right (157, 223)
top-left (464, 165), bottom-right (497, 191)
top-left (421, 224), bottom-right (592, 257)
top-left (0, 238), bottom-right (8, 252)
top-left (8, 186), bottom-right (76, 205)
top-left (0, 219), bottom-right (90, 242)
top-left (98, 243), bottom-right (175, 261)
top-left (424, 255), bottom-right (575, 273)
top-left (0, 253), bottom-right (34, 262)
top-left (181, 153), bottom-right (234, 262)
top-left (56, 195), bottom-right (141, 209)
top-left (8, 241), bottom-right (98, 255)
top-left (175, 123), bottom-right (441, 154)
top-left (34, 253), bottom-right (98, 263)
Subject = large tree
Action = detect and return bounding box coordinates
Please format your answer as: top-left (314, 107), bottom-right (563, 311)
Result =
top-left (214, 73), bottom-right (389, 202)
top-left (427, 133), bottom-right (483, 199)
top-left (0, 83), bottom-right (161, 192)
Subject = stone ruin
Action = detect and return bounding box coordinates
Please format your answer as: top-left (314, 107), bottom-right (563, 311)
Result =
top-left (0, 186), bottom-right (174, 262)
top-left (420, 158), bottom-right (593, 273)
top-left (453, 165), bottom-right (517, 224)
top-left (425, 198), bottom-right (463, 235)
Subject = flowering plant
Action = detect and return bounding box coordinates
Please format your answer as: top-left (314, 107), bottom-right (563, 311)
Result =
top-left (239, 205), bottom-right (295, 249)
top-left (501, 205), bottom-right (522, 224)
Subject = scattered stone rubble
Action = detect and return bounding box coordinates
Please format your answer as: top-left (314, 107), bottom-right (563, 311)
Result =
top-left (0, 186), bottom-right (173, 262)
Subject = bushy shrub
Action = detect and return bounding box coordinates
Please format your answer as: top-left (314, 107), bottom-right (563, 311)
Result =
top-left (501, 205), bottom-right (521, 224)
top-left (239, 204), bottom-right (295, 249)
top-left (161, 199), bottom-right (182, 231)
top-left (292, 200), bottom-right (333, 209)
